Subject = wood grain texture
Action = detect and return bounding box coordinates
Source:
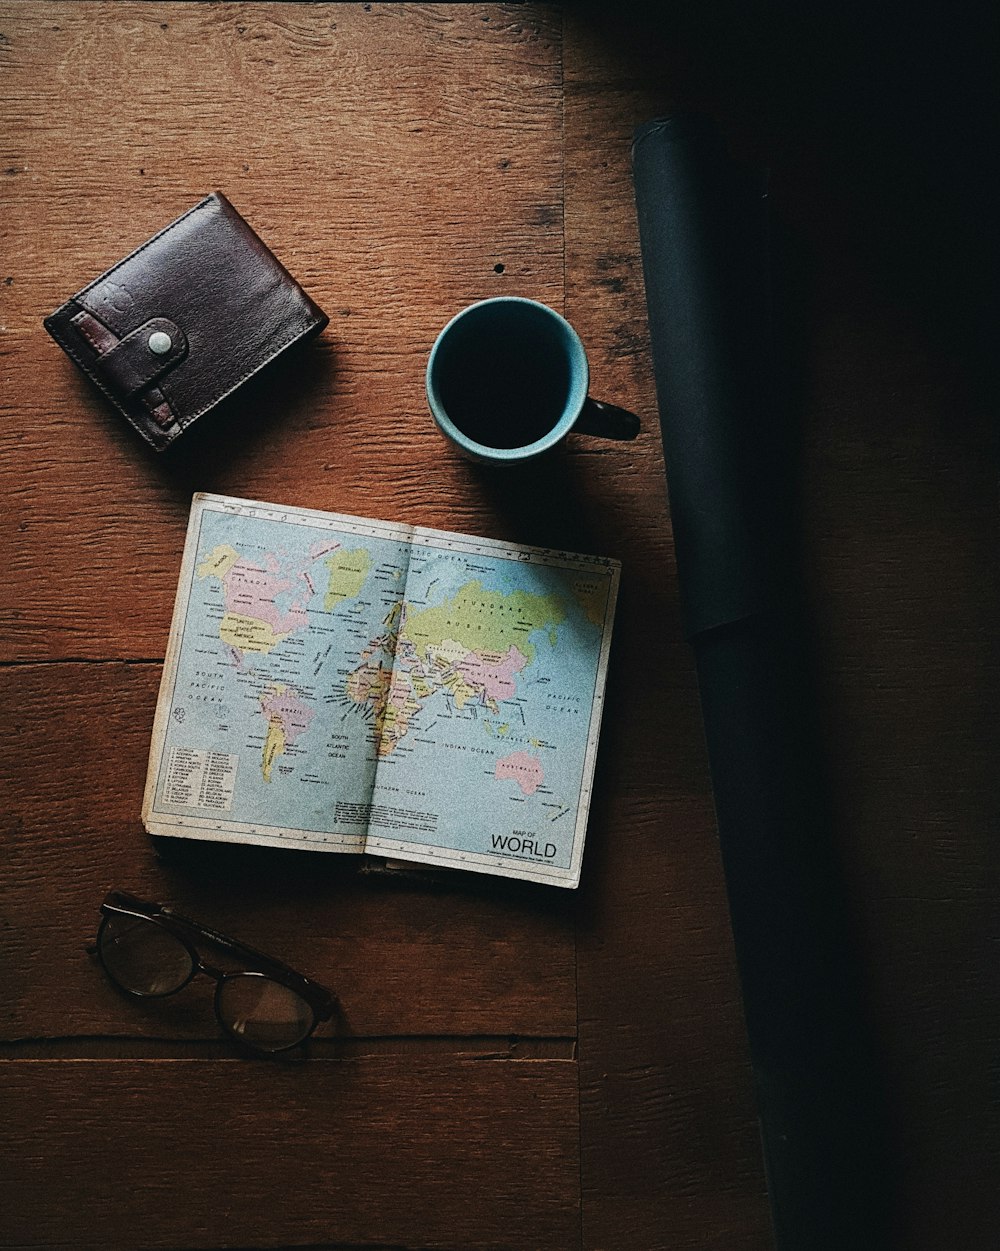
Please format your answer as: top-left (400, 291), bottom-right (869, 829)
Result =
top-left (798, 282), bottom-right (999, 1251)
top-left (1, 13), bottom-right (583, 1247)
top-left (561, 21), bottom-right (772, 1251)
top-left (0, 2), bottom-right (566, 662)
top-left (564, 7), bottom-right (999, 1250)
top-left (3, 3), bottom-right (995, 1250)
top-left (0, 662), bottom-right (577, 1041)
top-left (1, 1057), bottom-right (580, 1249)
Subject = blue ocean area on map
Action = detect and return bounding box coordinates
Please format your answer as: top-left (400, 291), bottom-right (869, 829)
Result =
top-left (146, 497), bottom-right (617, 884)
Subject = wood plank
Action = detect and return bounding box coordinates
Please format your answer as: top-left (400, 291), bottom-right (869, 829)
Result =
top-left (0, 662), bottom-right (577, 1041)
top-left (796, 282), bottom-right (999, 1251)
top-left (0, 3), bottom-right (565, 662)
top-left (564, 8), bottom-right (998, 1250)
top-left (560, 25), bottom-right (772, 1248)
top-left (7, 5), bottom-right (992, 1250)
top-left (0, 1056), bottom-right (580, 1249)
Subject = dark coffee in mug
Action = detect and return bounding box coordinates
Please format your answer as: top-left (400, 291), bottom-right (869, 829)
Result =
top-left (432, 304), bottom-right (573, 449)
top-left (426, 297), bottom-right (639, 465)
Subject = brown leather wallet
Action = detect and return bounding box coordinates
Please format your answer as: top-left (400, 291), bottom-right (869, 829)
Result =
top-left (44, 192), bottom-right (329, 451)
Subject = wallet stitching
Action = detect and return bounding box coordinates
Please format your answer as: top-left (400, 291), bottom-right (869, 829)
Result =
top-left (49, 305), bottom-right (323, 446)
top-left (46, 318), bottom-right (172, 446)
top-left (71, 309), bottom-right (118, 354)
top-left (46, 192), bottom-right (325, 447)
top-left (71, 195), bottom-right (217, 303)
top-left (101, 317), bottom-right (187, 393)
top-left (168, 313), bottom-right (324, 430)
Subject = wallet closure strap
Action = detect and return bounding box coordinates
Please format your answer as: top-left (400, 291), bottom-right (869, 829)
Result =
top-left (89, 316), bottom-right (188, 398)
top-left (44, 191), bottom-right (329, 451)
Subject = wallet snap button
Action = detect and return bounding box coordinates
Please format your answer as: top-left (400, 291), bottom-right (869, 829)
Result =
top-left (148, 330), bottom-right (173, 355)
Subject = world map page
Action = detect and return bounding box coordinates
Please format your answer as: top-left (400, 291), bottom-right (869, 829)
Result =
top-left (142, 494), bottom-right (620, 887)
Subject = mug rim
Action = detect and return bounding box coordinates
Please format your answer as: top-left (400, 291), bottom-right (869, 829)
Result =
top-left (426, 296), bottom-right (591, 462)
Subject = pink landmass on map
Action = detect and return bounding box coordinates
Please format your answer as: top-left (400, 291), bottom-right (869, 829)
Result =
top-left (346, 659), bottom-right (390, 704)
top-left (456, 646), bottom-right (529, 704)
top-left (388, 670), bottom-right (416, 710)
top-left (260, 688), bottom-right (315, 743)
top-left (223, 560), bottom-right (309, 636)
top-left (495, 751), bottom-right (544, 796)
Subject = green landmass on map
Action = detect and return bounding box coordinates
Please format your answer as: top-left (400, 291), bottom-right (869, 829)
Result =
top-left (403, 580), bottom-right (565, 663)
top-left (324, 548), bottom-right (372, 610)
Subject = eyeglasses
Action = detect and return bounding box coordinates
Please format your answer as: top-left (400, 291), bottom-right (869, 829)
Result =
top-left (91, 891), bottom-right (336, 1056)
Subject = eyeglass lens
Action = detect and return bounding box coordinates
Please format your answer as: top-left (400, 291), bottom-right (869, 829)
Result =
top-left (99, 912), bottom-right (194, 996)
top-left (217, 974), bottom-right (316, 1052)
top-left (98, 910), bottom-right (317, 1051)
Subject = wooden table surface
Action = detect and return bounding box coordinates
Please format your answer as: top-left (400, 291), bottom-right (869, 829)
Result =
top-left (1, 5), bottom-right (995, 1249)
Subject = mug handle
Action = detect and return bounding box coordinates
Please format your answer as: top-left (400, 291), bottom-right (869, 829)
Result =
top-left (573, 398), bottom-right (641, 441)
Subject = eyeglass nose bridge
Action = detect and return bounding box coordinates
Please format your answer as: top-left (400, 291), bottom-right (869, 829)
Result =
top-left (193, 958), bottom-right (227, 983)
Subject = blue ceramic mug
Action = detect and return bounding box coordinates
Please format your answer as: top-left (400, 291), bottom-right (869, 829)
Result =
top-left (426, 297), bottom-right (640, 464)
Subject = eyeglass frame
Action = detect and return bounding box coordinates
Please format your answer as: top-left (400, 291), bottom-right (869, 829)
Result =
top-left (91, 890), bottom-right (337, 1055)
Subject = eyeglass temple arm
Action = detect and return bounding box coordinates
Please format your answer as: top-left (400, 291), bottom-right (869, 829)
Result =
top-left (166, 908), bottom-right (294, 973)
top-left (103, 892), bottom-right (336, 1014)
top-left (166, 908), bottom-right (335, 1007)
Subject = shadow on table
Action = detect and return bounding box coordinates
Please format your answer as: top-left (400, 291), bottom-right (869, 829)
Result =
top-left (149, 830), bottom-right (579, 917)
top-left (134, 335), bottom-right (337, 489)
top-left (573, 0), bottom-right (1000, 414)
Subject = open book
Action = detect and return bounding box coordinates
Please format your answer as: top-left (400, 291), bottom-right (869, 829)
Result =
top-left (142, 494), bottom-right (619, 887)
